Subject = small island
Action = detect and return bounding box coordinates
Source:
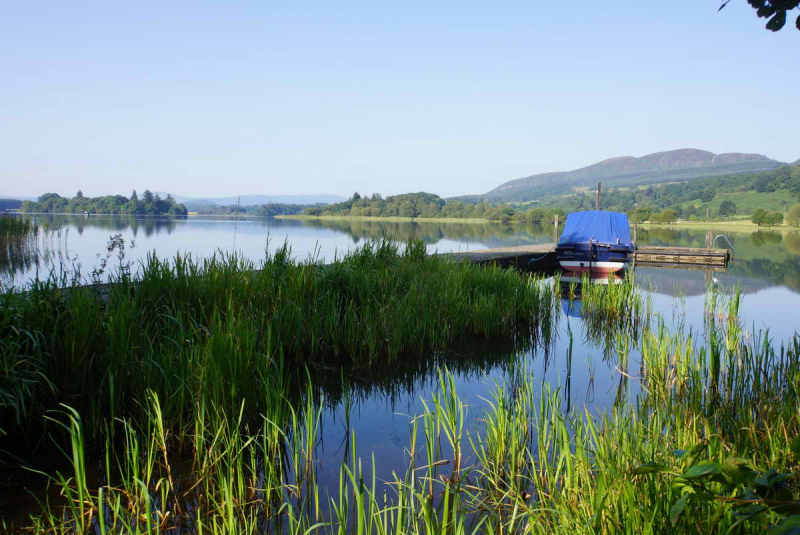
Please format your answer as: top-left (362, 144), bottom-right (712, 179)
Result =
top-left (20, 190), bottom-right (188, 216)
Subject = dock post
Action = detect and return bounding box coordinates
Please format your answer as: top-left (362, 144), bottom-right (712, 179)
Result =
top-left (706, 231), bottom-right (713, 249)
top-left (596, 182), bottom-right (602, 211)
top-left (554, 214), bottom-right (559, 244)
top-left (633, 224), bottom-right (638, 247)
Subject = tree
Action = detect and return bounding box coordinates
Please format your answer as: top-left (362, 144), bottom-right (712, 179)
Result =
top-left (398, 201), bottom-right (417, 218)
top-left (718, 200), bottom-right (737, 217)
top-left (787, 204), bottom-right (800, 227)
top-left (131, 190), bottom-right (139, 201)
top-left (628, 207), bottom-right (652, 224)
top-left (653, 209), bottom-right (678, 224)
top-left (752, 208), bottom-right (768, 225)
top-left (763, 211), bottom-right (784, 226)
top-left (38, 193), bottom-right (61, 202)
top-left (719, 1), bottom-right (800, 32)
top-left (142, 190), bottom-right (154, 204)
top-left (700, 190), bottom-right (715, 203)
top-left (76, 190), bottom-right (84, 198)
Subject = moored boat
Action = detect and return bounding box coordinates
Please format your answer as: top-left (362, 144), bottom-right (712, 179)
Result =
top-left (555, 211), bottom-right (634, 274)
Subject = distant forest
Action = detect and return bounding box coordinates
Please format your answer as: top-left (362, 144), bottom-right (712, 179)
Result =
top-left (20, 190), bottom-right (188, 216)
top-left (189, 203), bottom-right (315, 217)
top-left (308, 165), bottom-right (800, 224)
top-left (304, 192), bottom-right (565, 224)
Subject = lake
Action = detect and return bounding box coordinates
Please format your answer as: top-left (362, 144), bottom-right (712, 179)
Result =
top-left (3, 213), bottom-right (800, 528)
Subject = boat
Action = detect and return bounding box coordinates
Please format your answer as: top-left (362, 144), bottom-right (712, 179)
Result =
top-left (555, 211), bottom-right (634, 274)
top-left (558, 269), bottom-right (624, 285)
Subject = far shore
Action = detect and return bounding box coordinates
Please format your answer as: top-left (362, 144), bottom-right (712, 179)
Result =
top-left (276, 214), bottom-right (491, 224)
top-left (639, 220), bottom-right (800, 233)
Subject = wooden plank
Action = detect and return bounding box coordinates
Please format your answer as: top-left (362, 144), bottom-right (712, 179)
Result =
top-left (635, 253), bottom-right (727, 266)
top-left (637, 246), bottom-right (728, 254)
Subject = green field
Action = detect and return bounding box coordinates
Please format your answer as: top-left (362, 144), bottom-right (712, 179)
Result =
top-left (677, 188), bottom-right (797, 216)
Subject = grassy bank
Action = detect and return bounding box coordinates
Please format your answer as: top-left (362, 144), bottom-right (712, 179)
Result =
top-left (9, 279), bottom-right (800, 534)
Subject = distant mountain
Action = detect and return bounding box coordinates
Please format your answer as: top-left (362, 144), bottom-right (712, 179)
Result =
top-left (0, 195), bottom-right (39, 202)
top-left (168, 194), bottom-right (346, 206)
top-left (476, 149), bottom-right (783, 203)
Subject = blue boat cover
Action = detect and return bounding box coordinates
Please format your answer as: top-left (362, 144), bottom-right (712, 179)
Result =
top-left (558, 211), bottom-right (632, 247)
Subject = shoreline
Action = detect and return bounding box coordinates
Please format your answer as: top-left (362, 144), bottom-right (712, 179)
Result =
top-left (639, 220), bottom-right (800, 233)
top-left (277, 214), bottom-right (492, 223)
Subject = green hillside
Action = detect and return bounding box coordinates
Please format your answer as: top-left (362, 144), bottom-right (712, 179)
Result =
top-left (475, 148), bottom-right (782, 203)
top-left (676, 189), bottom-right (797, 216)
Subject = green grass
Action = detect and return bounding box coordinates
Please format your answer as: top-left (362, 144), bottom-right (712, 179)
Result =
top-left (677, 188), bottom-right (798, 216)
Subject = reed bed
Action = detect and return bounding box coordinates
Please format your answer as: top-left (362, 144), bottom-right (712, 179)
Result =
top-left (0, 240), bottom-right (557, 457)
top-left (16, 299), bottom-right (800, 534)
top-left (5, 251), bottom-right (800, 534)
top-left (0, 215), bottom-right (40, 278)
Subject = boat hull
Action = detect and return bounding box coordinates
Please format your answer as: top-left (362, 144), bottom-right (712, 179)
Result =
top-left (555, 242), bottom-right (633, 274)
top-left (558, 260), bottom-right (628, 274)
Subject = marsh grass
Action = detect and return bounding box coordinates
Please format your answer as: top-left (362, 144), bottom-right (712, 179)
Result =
top-left (6, 245), bottom-right (800, 534)
top-left (0, 239), bottom-right (557, 457)
top-left (20, 305), bottom-right (800, 534)
top-left (0, 216), bottom-right (40, 278)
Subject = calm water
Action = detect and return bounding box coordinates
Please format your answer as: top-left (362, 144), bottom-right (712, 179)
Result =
top-left (3, 214), bottom-right (800, 527)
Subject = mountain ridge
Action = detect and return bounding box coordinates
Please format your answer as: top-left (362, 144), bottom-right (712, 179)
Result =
top-left (478, 148), bottom-right (783, 202)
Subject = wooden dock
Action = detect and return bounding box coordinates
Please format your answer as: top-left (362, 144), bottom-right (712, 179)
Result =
top-left (445, 244), bottom-right (559, 270)
top-left (445, 243), bottom-right (729, 271)
top-left (633, 246), bottom-right (729, 270)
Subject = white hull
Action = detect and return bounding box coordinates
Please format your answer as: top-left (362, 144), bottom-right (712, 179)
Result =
top-left (558, 260), bottom-right (628, 274)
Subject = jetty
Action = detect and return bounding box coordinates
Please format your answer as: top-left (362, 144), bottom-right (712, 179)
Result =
top-left (446, 242), bottom-right (730, 272)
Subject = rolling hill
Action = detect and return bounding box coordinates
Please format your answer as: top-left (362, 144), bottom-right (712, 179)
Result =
top-left (476, 149), bottom-right (783, 202)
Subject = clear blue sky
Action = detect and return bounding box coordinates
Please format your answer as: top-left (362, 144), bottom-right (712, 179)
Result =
top-left (1, 1), bottom-right (797, 199)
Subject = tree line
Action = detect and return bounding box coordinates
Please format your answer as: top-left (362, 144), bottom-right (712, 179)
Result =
top-left (305, 164), bottom-right (800, 226)
top-left (190, 203), bottom-right (315, 217)
top-left (304, 192), bottom-right (566, 224)
top-left (546, 165), bottom-right (800, 219)
top-left (20, 190), bottom-right (188, 216)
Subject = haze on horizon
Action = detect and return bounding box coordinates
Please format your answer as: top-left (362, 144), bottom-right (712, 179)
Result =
top-left (1, 1), bottom-right (797, 200)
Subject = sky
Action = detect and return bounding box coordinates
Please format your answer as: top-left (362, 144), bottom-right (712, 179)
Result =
top-left (1, 1), bottom-right (798, 199)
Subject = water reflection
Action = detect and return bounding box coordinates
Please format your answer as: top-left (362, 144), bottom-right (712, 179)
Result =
top-left (2, 214), bottom-right (800, 297)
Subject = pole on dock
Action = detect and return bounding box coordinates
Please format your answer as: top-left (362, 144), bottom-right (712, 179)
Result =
top-left (633, 224), bottom-right (638, 247)
top-left (596, 182), bottom-right (602, 211)
top-left (706, 230), bottom-right (713, 249)
top-left (554, 214), bottom-right (559, 244)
